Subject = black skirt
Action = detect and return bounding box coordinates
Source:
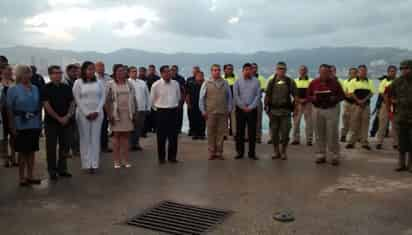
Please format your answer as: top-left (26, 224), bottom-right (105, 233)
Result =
top-left (15, 129), bottom-right (41, 153)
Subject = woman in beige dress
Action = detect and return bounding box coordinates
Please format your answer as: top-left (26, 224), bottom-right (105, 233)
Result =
top-left (106, 64), bottom-right (136, 168)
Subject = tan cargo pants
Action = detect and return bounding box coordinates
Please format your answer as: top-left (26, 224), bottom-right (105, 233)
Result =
top-left (292, 102), bottom-right (313, 143)
top-left (313, 106), bottom-right (340, 158)
top-left (348, 104), bottom-right (370, 146)
top-left (376, 104), bottom-right (398, 146)
top-left (207, 114), bottom-right (227, 157)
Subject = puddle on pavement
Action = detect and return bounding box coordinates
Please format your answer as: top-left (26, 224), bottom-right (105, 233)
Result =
top-left (319, 174), bottom-right (412, 196)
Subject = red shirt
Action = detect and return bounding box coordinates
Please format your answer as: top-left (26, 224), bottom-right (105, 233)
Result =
top-left (307, 77), bottom-right (345, 109)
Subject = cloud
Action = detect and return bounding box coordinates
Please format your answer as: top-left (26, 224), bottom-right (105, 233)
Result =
top-left (1, 0), bottom-right (412, 53)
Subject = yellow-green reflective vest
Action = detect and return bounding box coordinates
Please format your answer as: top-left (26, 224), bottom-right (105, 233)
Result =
top-left (257, 75), bottom-right (267, 90)
top-left (222, 75), bottom-right (237, 86)
top-left (378, 78), bottom-right (394, 94)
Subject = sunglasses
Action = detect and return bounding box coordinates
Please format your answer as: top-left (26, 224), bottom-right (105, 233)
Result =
top-left (400, 66), bottom-right (409, 70)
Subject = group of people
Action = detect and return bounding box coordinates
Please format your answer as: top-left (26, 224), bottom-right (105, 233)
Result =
top-left (1, 53), bottom-right (412, 187)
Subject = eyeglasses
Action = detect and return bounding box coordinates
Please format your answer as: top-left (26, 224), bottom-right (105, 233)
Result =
top-left (400, 66), bottom-right (409, 70)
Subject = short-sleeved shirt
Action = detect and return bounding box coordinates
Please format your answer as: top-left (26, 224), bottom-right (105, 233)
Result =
top-left (41, 82), bottom-right (74, 124)
top-left (7, 84), bottom-right (42, 130)
top-left (348, 78), bottom-right (375, 99)
top-left (378, 78), bottom-right (394, 94)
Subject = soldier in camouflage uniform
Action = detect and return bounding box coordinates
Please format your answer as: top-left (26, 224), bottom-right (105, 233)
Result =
top-left (264, 62), bottom-right (296, 160)
top-left (388, 60), bottom-right (412, 172)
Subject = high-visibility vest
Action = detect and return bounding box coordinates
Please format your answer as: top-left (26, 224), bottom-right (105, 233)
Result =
top-left (378, 78), bottom-right (394, 94)
top-left (257, 75), bottom-right (267, 90)
top-left (348, 78), bottom-right (376, 99)
top-left (222, 75), bottom-right (237, 86)
top-left (294, 76), bottom-right (312, 98)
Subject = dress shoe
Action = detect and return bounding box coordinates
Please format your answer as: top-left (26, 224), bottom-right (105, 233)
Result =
top-left (291, 140), bottom-right (300, 145)
top-left (345, 144), bottom-right (355, 149)
top-left (50, 173), bottom-right (58, 181)
top-left (59, 172), bottom-right (72, 178)
top-left (395, 166), bottom-right (407, 172)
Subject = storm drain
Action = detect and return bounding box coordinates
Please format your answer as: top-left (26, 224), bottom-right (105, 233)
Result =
top-left (127, 201), bottom-right (232, 235)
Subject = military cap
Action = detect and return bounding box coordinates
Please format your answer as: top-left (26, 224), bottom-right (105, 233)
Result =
top-left (400, 60), bottom-right (412, 69)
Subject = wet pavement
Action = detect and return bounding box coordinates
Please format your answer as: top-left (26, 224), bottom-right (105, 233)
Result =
top-left (0, 134), bottom-right (411, 235)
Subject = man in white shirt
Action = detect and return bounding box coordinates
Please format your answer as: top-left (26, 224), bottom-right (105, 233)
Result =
top-left (95, 61), bottom-right (112, 153)
top-left (150, 65), bottom-right (181, 164)
top-left (128, 66), bottom-right (151, 151)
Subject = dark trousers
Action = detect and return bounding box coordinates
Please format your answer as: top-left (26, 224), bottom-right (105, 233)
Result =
top-left (188, 108), bottom-right (194, 135)
top-left (177, 106), bottom-right (183, 133)
top-left (144, 109), bottom-right (156, 134)
top-left (67, 120), bottom-right (80, 155)
top-left (191, 108), bottom-right (206, 137)
top-left (156, 108), bottom-right (179, 161)
top-left (398, 123), bottom-right (412, 168)
top-left (235, 107), bottom-right (257, 157)
top-left (101, 111), bottom-right (109, 149)
top-left (130, 111), bottom-right (146, 147)
top-left (45, 122), bottom-right (70, 175)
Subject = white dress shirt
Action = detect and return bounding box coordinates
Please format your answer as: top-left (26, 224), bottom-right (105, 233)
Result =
top-left (150, 79), bottom-right (181, 109)
top-left (129, 78), bottom-right (151, 111)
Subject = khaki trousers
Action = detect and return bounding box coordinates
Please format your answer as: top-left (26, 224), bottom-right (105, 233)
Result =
top-left (313, 106), bottom-right (340, 158)
top-left (207, 114), bottom-right (227, 156)
top-left (270, 114), bottom-right (291, 147)
top-left (348, 104), bottom-right (370, 146)
top-left (341, 102), bottom-right (353, 137)
top-left (292, 102), bottom-right (313, 142)
top-left (376, 104), bottom-right (398, 146)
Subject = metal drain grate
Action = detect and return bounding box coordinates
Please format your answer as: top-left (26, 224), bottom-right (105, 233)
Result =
top-left (128, 201), bottom-right (232, 235)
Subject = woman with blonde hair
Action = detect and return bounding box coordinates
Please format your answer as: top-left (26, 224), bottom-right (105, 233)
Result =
top-left (7, 64), bottom-right (42, 186)
top-left (105, 64), bottom-right (136, 168)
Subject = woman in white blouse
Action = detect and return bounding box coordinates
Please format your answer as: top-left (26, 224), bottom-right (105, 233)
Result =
top-left (73, 61), bottom-right (106, 174)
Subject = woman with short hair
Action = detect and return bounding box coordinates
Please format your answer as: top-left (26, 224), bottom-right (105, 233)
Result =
top-left (72, 61), bottom-right (105, 174)
top-left (7, 64), bottom-right (42, 186)
top-left (105, 64), bottom-right (136, 168)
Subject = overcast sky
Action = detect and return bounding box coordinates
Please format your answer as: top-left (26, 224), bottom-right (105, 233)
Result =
top-left (0, 0), bottom-right (411, 53)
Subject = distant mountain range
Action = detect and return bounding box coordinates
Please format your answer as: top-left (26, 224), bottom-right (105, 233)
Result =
top-left (1, 46), bottom-right (411, 77)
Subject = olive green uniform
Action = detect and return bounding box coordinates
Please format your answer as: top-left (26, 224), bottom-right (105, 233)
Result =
top-left (388, 60), bottom-right (412, 170)
top-left (265, 75), bottom-right (296, 157)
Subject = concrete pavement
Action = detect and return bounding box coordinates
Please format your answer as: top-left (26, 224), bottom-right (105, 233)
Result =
top-left (0, 134), bottom-right (411, 235)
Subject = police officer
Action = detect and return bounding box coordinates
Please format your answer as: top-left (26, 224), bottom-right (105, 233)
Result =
top-left (291, 65), bottom-right (313, 146)
top-left (223, 64), bottom-right (237, 138)
top-left (251, 63), bottom-right (266, 143)
top-left (376, 65), bottom-right (397, 150)
top-left (340, 68), bottom-right (358, 142)
top-left (388, 60), bottom-right (412, 172)
top-left (346, 65), bottom-right (375, 150)
top-left (265, 62), bottom-right (296, 160)
top-left (186, 66), bottom-right (201, 136)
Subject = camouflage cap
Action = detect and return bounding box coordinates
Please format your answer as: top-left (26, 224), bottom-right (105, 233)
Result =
top-left (277, 61), bottom-right (287, 69)
top-left (400, 60), bottom-right (412, 69)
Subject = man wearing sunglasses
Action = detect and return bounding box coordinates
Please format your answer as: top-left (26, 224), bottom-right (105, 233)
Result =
top-left (388, 60), bottom-right (412, 172)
